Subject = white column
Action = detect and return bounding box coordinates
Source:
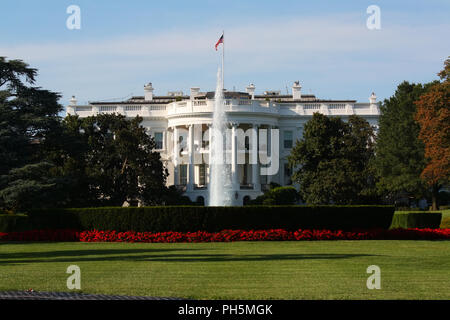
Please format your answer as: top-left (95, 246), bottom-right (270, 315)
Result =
top-left (251, 124), bottom-right (260, 191)
top-left (231, 123), bottom-right (239, 190)
top-left (187, 124), bottom-right (195, 191)
top-left (173, 126), bottom-right (179, 185)
top-left (162, 130), bottom-right (166, 151)
top-left (266, 125), bottom-right (272, 186)
top-left (92, 105), bottom-right (99, 116)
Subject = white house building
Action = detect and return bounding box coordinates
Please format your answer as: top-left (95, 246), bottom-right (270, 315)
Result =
top-left (67, 81), bottom-right (380, 205)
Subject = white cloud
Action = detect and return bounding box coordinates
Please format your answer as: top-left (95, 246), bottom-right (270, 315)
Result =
top-left (3, 14), bottom-right (448, 61)
top-left (1, 14), bottom-right (448, 103)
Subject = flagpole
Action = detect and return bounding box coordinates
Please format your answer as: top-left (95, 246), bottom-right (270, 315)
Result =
top-left (222, 30), bottom-right (224, 90)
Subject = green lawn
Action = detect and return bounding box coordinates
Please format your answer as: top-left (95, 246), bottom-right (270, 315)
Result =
top-left (0, 240), bottom-right (449, 299)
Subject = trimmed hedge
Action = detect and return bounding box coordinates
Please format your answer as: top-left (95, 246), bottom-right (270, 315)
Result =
top-left (390, 212), bottom-right (442, 229)
top-left (17, 205), bottom-right (396, 232)
top-left (0, 214), bottom-right (31, 232)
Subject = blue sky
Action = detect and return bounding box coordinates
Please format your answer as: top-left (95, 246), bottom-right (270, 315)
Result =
top-left (1, 0), bottom-right (449, 106)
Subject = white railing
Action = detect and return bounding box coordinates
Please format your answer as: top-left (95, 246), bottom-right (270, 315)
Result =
top-left (193, 100), bottom-right (207, 106)
top-left (149, 105), bottom-right (166, 110)
top-left (100, 106), bottom-right (117, 112)
top-left (303, 104), bottom-right (320, 110)
top-left (73, 100), bottom-right (377, 118)
top-left (328, 103), bottom-right (346, 109)
top-left (125, 105), bottom-right (142, 111)
top-left (238, 99), bottom-right (252, 105)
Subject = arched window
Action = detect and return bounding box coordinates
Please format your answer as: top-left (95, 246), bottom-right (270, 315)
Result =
top-left (243, 195), bottom-right (251, 205)
top-left (196, 196), bottom-right (205, 206)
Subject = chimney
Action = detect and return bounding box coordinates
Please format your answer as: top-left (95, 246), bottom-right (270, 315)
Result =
top-left (67, 95), bottom-right (77, 115)
top-left (369, 92), bottom-right (379, 114)
top-left (144, 83), bottom-right (154, 101)
top-left (246, 83), bottom-right (255, 99)
top-left (369, 92), bottom-right (377, 104)
top-left (69, 95), bottom-right (77, 106)
top-left (292, 81), bottom-right (302, 100)
top-left (190, 87), bottom-right (200, 100)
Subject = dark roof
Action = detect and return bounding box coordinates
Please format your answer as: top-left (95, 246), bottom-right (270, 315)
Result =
top-left (201, 91), bottom-right (251, 99)
top-left (89, 92), bottom-right (356, 105)
top-left (90, 95), bottom-right (190, 105)
top-left (254, 94), bottom-right (316, 99)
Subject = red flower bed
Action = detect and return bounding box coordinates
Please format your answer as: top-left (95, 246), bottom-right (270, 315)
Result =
top-left (0, 228), bottom-right (449, 242)
top-left (0, 229), bottom-right (81, 242)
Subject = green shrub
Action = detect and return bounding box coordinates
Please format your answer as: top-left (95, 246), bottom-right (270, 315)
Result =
top-left (25, 205), bottom-right (395, 232)
top-left (250, 186), bottom-right (300, 205)
top-left (390, 212), bottom-right (442, 229)
top-left (268, 187), bottom-right (301, 204)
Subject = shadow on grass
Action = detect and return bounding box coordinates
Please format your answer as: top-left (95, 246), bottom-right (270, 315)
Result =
top-left (0, 247), bottom-right (378, 265)
top-left (0, 247), bottom-right (205, 261)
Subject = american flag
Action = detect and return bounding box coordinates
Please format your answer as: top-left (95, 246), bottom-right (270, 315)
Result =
top-left (215, 34), bottom-right (224, 51)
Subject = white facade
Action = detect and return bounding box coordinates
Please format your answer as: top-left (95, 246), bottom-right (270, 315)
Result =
top-left (67, 82), bottom-right (380, 205)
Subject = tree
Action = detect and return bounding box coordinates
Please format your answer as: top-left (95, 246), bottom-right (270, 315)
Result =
top-left (373, 81), bottom-right (437, 204)
top-left (60, 113), bottom-right (169, 206)
top-left (0, 162), bottom-right (60, 210)
top-left (414, 58), bottom-right (450, 210)
top-left (0, 57), bottom-right (63, 211)
top-left (288, 113), bottom-right (377, 204)
top-left (1, 57), bottom-right (171, 210)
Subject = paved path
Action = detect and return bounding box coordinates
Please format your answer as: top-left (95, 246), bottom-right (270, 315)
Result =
top-left (0, 291), bottom-right (184, 300)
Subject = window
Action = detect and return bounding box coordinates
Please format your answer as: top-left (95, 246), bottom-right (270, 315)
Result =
top-left (284, 163), bottom-right (292, 185)
top-left (260, 168), bottom-right (267, 185)
top-left (284, 131), bottom-right (293, 149)
top-left (179, 164), bottom-right (187, 185)
top-left (154, 132), bottom-right (163, 150)
top-left (242, 164), bottom-right (248, 185)
top-left (202, 130), bottom-right (209, 149)
top-left (196, 196), bottom-right (205, 206)
top-left (199, 164), bottom-right (206, 186)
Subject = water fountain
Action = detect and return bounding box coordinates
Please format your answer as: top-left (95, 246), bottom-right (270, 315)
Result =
top-left (208, 67), bottom-right (232, 206)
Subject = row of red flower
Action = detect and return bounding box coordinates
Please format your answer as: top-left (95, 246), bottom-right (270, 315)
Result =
top-left (0, 228), bottom-right (449, 242)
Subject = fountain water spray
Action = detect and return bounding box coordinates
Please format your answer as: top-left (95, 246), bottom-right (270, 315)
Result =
top-left (208, 67), bottom-right (232, 206)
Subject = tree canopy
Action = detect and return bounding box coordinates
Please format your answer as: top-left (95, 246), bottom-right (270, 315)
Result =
top-left (288, 113), bottom-right (377, 204)
top-left (414, 58), bottom-right (450, 209)
top-left (373, 81), bottom-right (438, 202)
top-left (60, 113), bottom-right (169, 207)
top-left (0, 57), bottom-right (171, 211)
top-left (0, 57), bottom-right (63, 210)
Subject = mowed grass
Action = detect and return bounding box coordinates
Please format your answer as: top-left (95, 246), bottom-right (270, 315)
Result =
top-left (0, 240), bottom-right (449, 299)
